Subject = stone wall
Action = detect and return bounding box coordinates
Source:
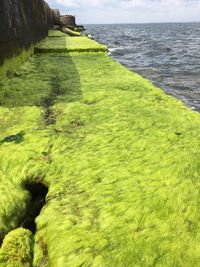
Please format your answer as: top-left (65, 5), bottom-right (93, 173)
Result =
top-left (0, 0), bottom-right (59, 66)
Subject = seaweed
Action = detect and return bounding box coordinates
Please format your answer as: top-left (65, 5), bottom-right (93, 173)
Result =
top-left (0, 131), bottom-right (25, 145)
top-left (1, 33), bottom-right (200, 267)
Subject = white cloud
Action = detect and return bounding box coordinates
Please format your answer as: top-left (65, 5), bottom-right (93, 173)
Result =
top-left (46, 0), bottom-right (200, 23)
top-left (56, 0), bottom-right (80, 7)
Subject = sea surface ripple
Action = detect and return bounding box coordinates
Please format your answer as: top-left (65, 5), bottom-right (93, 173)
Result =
top-left (86, 23), bottom-right (200, 111)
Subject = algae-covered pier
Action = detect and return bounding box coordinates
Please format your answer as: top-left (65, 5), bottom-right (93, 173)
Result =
top-left (1, 1), bottom-right (200, 267)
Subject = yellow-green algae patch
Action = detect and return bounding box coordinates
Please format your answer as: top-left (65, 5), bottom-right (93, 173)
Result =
top-left (0, 228), bottom-right (34, 267)
top-left (62, 27), bottom-right (81, 37)
top-left (1, 34), bottom-right (200, 266)
top-left (48, 30), bottom-right (66, 38)
top-left (35, 31), bottom-right (108, 53)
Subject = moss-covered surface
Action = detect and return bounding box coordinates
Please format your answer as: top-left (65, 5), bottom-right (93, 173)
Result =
top-left (1, 33), bottom-right (200, 266)
top-left (35, 31), bottom-right (107, 53)
top-left (0, 228), bottom-right (34, 267)
top-left (48, 30), bottom-right (66, 38)
top-left (63, 27), bottom-right (81, 37)
top-left (0, 46), bottom-right (34, 81)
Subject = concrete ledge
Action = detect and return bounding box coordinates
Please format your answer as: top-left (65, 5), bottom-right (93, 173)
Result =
top-left (34, 31), bottom-right (108, 53)
top-left (1, 31), bottom-right (200, 267)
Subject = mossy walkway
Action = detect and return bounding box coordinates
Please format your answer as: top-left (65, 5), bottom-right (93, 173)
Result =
top-left (1, 31), bottom-right (200, 267)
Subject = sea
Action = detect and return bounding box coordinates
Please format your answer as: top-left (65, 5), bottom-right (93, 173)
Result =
top-left (86, 23), bottom-right (200, 111)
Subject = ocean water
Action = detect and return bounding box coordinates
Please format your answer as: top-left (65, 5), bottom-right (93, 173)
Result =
top-left (86, 23), bottom-right (200, 111)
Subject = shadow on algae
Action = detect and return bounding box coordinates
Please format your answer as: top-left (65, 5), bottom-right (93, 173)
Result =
top-left (0, 35), bottom-right (82, 263)
top-left (0, 35), bottom-right (82, 144)
top-left (0, 36), bottom-right (82, 108)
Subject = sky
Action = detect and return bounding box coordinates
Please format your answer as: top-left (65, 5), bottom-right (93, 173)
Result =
top-left (46, 0), bottom-right (200, 24)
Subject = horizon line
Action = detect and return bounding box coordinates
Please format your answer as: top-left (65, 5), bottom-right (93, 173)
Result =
top-left (82, 21), bottom-right (200, 25)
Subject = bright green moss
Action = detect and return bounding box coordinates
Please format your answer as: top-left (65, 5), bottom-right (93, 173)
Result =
top-left (0, 179), bottom-right (31, 237)
top-left (35, 34), bottom-right (108, 53)
top-left (48, 30), bottom-right (66, 38)
top-left (0, 228), bottom-right (34, 267)
top-left (0, 54), bottom-right (81, 107)
top-left (1, 35), bottom-right (200, 266)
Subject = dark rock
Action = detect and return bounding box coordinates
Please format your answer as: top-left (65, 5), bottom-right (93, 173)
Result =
top-left (75, 25), bottom-right (85, 32)
top-left (60, 15), bottom-right (76, 29)
top-left (0, 131), bottom-right (25, 145)
top-left (60, 15), bottom-right (85, 32)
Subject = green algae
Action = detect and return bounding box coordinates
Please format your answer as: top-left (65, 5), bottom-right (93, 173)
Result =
top-left (0, 54), bottom-right (81, 107)
top-left (0, 46), bottom-right (34, 82)
top-left (35, 31), bottom-right (107, 53)
top-left (48, 30), bottom-right (66, 38)
top-left (1, 34), bottom-right (200, 266)
top-left (0, 228), bottom-right (34, 267)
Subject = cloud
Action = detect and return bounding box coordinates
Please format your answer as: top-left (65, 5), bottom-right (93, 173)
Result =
top-left (45, 0), bottom-right (200, 23)
top-left (56, 0), bottom-right (79, 7)
top-left (49, 0), bottom-right (200, 8)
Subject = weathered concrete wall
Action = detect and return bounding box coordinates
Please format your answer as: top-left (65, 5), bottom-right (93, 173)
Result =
top-left (0, 0), bottom-right (59, 66)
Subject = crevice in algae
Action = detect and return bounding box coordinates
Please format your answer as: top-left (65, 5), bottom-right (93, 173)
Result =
top-left (44, 103), bottom-right (56, 126)
top-left (43, 73), bottom-right (62, 126)
top-left (0, 234), bottom-right (4, 247)
top-left (0, 182), bottom-right (48, 247)
top-left (21, 182), bottom-right (48, 233)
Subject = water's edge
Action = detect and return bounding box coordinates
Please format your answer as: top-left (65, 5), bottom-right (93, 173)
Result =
top-left (86, 23), bottom-right (200, 111)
